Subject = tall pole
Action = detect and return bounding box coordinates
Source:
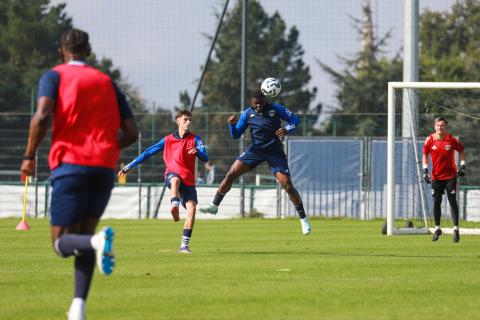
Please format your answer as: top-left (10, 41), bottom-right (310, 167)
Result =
top-left (402, 0), bottom-right (419, 138)
top-left (31, 88), bottom-right (38, 218)
top-left (239, 0), bottom-right (247, 217)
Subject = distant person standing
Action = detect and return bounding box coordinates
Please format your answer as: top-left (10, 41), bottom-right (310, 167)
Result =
top-left (205, 161), bottom-right (216, 184)
top-left (422, 116), bottom-right (465, 243)
top-left (20, 29), bottom-right (138, 320)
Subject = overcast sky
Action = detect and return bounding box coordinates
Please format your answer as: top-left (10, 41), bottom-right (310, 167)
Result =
top-left (52, 0), bottom-right (457, 111)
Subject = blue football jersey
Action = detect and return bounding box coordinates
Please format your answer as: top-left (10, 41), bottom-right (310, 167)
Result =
top-left (229, 103), bottom-right (299, 149)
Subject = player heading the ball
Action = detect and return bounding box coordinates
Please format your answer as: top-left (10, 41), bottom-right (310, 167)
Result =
top-left (200, 89), bottom-right (311, 235)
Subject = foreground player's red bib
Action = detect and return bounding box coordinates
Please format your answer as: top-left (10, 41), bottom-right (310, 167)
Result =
top-left (49, 63), bottom-right (120, 170)
top-left (423, 133), bottom-right (464, 180)
top-left (164, 133), bottom-right (197, 186)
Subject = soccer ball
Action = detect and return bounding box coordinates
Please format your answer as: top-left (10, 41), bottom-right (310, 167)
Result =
top-left (261, 77), bottom-right (281, 97)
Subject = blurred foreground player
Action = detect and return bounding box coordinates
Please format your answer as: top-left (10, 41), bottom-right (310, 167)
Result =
top-left (20, 29), bottom-right (138, 320)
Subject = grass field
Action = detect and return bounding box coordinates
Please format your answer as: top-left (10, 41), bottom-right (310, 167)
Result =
top-left (1, 218), bottom-right (479, 320)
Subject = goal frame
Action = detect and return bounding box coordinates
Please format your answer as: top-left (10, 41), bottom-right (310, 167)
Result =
top-left (387, 82), bottom-right (480, 235)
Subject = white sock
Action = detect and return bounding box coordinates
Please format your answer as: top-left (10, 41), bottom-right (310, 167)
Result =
top-left (90, 234), bottom-right (100, 250)
top-left (181, 237), bottom-right (191, 247)
top-left (434, 226), bottom-right (440, 231)
top-left (68, 297), bottom-right (85, 318)
top-left (454, 226), bottom-right (459, 231)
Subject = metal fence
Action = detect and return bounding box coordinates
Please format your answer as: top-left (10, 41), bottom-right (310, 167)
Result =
top-left (3, 113), bottom-right (480, 221)
top-left (0, 111), bottom-right (320, 184)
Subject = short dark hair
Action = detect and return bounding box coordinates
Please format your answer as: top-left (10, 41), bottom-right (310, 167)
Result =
top-left (175, 109), bottom-right (192, 119)
top-left (434, 116), bottom-right (448, 124)
top-left (60, 29), bottom-right (91, 55)
top-left (251, 89), bottom-right (265, 100)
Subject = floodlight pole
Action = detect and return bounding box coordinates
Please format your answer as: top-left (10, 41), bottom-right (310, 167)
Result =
top-left (239, 0), bottom-right (248, 217)
top-left (189, 0), bottom-right (230, 112)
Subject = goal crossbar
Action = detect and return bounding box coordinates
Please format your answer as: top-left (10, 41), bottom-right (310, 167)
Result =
top-left (387, 82), bottom-right (480, 235)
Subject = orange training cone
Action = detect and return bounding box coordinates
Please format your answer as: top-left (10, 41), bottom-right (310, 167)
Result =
top-left (16, 177), bottom-right (31, 231)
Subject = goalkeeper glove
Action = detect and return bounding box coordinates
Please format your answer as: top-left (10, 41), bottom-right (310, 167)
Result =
top-left (423, 168), bottom-right (431, 184)
top-left (457, 164), bottom-right (466, 177)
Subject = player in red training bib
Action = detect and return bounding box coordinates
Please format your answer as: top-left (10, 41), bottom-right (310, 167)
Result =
top-left (21, 29), bottom-right (138, 320)
top-left (422, 116), bottom-right (465, 243)
top-left (119, 110), bottom-right (208, 254)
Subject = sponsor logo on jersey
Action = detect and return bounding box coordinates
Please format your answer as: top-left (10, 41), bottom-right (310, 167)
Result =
top-left (445, 145), bottom-right (451, 151)
top-left (249, 114), bottom-right (255, 118)
top-left (269, 110), bottom-right (276, 117)
top-left (285, 108), bottom-right (292, 116)
top-left (432, 145), bottom-right (437, 150)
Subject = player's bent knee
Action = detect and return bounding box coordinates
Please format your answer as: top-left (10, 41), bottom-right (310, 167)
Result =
top-left (225, 170), bottom-right (239, 182)
top-left (53, 238), bottom-right (68, 258)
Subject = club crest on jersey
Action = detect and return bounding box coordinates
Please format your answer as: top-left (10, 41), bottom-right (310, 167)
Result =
top-left (269, 110), bottom-right (276, 117)
top-left (445, 145), bottom-right (451, 151)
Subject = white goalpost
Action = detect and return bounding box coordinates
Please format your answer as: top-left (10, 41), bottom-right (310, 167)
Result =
top-left (387, 82), bottom-right (480, 235)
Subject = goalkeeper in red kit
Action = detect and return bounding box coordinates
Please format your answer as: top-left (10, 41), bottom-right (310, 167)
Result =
top-left (422, 116), bottom-right (465, 243)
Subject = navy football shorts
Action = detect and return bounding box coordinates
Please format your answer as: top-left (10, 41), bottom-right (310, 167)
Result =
top-left (50, 171), bottom-right (114, 226)
top-left (238, 145), bottom-right (290, 175)
top-left (165, 172), bottom-right (198, 207)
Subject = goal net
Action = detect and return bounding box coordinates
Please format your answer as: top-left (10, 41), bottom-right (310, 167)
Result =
top-left (387, 82), bottom-right (480, 235)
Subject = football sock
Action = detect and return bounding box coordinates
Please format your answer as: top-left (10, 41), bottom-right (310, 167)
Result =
top-left (447, 193), bottom-right (460, 226)
top-left (171, 197), bottom-right (180, 207)
top-left (56, 234), bottom-right (94, 257)
top-left (68, 297), bottom-right (85, 315)
top-left (212, 192), bottom-right (225, 206)
top-left (294, 203), bottom-right (307, 219)
top-left (181, 229), bottom-right (192, 247)
top-left (433, 193), bottom-right (442, 226)
top-left (434, 225), bottom-right (440, 231)
top-left (454, 225), bottom-right (459, 231)
top-left (74, 251), bottom-right (95, 299)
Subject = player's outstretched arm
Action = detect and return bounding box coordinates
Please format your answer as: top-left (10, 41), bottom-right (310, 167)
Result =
top-left (228, 113), bottom-right (248, 139)
top-left (120, 138), bottom-right (165, 175)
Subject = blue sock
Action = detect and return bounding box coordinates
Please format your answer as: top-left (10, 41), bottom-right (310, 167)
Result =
top-left (56, 234), bottom-right (94, 257)
top-left (294, 203), bottom-right (306, 219)
top-left (181, 229), bottom-right (192, 247)
top-left (74, 251), bottom-right (95, 299)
